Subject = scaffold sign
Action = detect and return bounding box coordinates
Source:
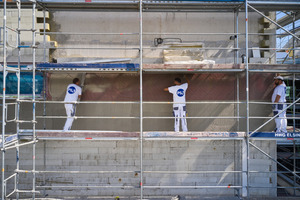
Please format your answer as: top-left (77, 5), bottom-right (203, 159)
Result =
top-left (251, 132), bottom-right (300, 138)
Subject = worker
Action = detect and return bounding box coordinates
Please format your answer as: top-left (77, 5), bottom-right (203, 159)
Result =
top-left (272, 76), bottom-right (287, 133)
top-left (164, 77), bottom-right (189, 132)
top-left (63, 78), bottom-right (82, 131)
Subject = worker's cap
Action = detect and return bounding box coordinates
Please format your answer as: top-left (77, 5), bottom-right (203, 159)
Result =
top-left (274, 76), bottom-right (283, 80)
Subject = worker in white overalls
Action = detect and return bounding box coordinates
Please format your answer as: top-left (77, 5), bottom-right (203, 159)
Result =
top-left (63, 78), bottom-right (82, 131)
top-left (272, 76), bottom-right (287, 133)
top-left (164, 77), bottom-right (189, 132)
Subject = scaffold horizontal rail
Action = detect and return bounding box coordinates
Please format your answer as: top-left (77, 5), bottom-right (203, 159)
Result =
top-left (15, 120), bottom-right (37, 123)
top-left (16, 28), bottom-right (36, 32)
top-left (5, 67), bottom-right (20, 72)
top-left (36, 31), bottom-right (296, 36)
top-left (36, 116), bottom-right (139, 119)
top-left (18, 100), bottom-right (140, 104)
top-left (18, 100), bottom-right (300, 105)
top-left (36, 185), bottom-right (136, 189)
top-left (36, 115), bottom-right (244, 119)
top-left (145, 170), bottom-right (300, 174)
top-left (143, 170), bottom-right (244, 174)
top-left (16, 169), bottom-right (137, 174)
top-left (143, 116), bottom-right (245, 119)
top-left (15, 190), bottom-right (40, 194)
top-left (143, 185), bottom-right (242, 189)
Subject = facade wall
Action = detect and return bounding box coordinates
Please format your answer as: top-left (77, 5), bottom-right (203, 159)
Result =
top-left (0, 9), bottom-right (55, 63)
top-left (0, 8), bottom-right (279, 199)
top-left (0, 10), bottom-right (276, 64)
top-left (49, 11), bottom-right (276, 64)
top-left (1, 140), bottom-right (276, 198)
top-left (3, 72), bottom-right (276, 133)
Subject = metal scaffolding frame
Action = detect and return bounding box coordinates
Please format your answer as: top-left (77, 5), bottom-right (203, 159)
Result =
top-left (1, 0), bottom-right (300, 199)
top-left (1, 0), bottom-right (38, 199)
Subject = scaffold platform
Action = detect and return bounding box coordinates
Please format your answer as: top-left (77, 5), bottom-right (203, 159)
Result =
top-left (2, 0), bottom-right (300, 12)
top-left (34, 63), bottom-right (300, 73)
top-left (16, 130), bottom-right (300, 141)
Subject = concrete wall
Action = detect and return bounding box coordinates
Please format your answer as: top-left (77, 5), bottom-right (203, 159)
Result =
top-left (1, 140), bottom-right (276, 198)
top-left (0, 9), bottom-right (55, 63)
top-left (49, 11), bottom-right (276, 64)
top-left (0, 9), bottom-right (276, 64)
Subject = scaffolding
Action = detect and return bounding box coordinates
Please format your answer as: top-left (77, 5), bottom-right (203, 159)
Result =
top-left (1, 0), bottom-right (300, 199)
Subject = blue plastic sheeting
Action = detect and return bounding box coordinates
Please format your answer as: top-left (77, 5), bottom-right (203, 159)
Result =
top-left (37, 63), bottom-right (139, 71)
top-left (0, 71), bottom-right (44, 95)
top-left (251, 132), bottom-right (300, 138)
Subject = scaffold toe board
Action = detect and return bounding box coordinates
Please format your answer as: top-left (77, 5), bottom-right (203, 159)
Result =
top-left (20, 130), bottom-right (139, 138)
top-left (36, 63), bottom-right (139, 72)
top-left (144, 131), bottom-right (245, 138)
top-left (144, 63), bottom-right (300, 71)
top-left (18, 130), bottom-right (300, 140)
top-left (18, 130), bottom-right (246, 140)
top-left (33, 63), bottom-right (300, 73)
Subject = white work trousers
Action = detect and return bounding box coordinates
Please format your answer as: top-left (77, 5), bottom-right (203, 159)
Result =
top-left (273, 104), bottom-right (287, 133)
top-left (173, 105), bottom-right (188, 132)
top-left (63, 104), bottom-right (76, 131)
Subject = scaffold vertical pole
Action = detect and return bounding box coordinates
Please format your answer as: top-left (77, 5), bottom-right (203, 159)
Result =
top-left (293, 73), bottom-right (295, 133)
top-left (236, 75), bottom-right (240, 131)
top-left (43, 8), bottom-right (47, 131)
top-left (235, 8), bottom-right (240, 131)
top-left (292, 12), bottom-right (296, 196)
top-left (292, 12), bottom-right (296, 194)
top-left (242, 0), bottom-right (250, 198)
top-left (32, 1), bottom-right (37, 199)
top-left (293, 140), bottom-right (296, 196)
top-left (16, 0), bottom-right (21, 199)
top-left (1, 0), bottom-right (7, 199)
top-left (139, 0), bottom-right (144, 199)
top-left (235, 9), bottom-right (239, 64)
top-left (292, 13), bottom-right (295, 65)
top-left (42, 9), bottom-right (47, 197)
top-left (43, 9), bottom-right (46, 63)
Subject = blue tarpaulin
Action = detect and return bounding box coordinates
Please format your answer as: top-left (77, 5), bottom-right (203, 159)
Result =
top-left (0, 69), bottom-right (43, 95)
